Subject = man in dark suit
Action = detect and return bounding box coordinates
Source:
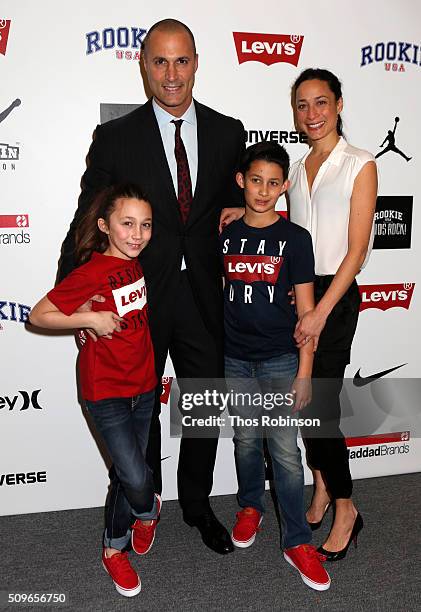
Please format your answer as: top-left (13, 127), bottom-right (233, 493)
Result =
top-left (58, 19), bottom-right (245, 554)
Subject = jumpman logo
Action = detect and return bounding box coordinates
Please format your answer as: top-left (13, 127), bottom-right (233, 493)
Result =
top-left (376, 116), bottom-right (411, 162)
top-left (0, 98), bottom-right (21, 124)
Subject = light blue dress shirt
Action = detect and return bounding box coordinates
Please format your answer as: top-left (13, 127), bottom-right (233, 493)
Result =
top-left (152, 98), bottom-right (198, 196)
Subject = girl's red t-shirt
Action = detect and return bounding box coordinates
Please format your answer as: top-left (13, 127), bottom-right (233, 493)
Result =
top-left (47, 252), bottom-right (157, 401)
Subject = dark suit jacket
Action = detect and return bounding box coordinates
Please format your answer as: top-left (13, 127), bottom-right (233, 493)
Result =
top-left (58, 98), bottom-right (245, 345)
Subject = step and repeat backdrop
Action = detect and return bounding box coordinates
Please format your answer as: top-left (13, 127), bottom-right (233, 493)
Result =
top-left (1, 0), bottom-right (420, 515)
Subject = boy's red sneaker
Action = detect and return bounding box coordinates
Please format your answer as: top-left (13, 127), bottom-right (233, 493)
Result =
top-left (231, 507), bottom-right (263, 548)
top-left (102, 549), bottom-right (141, 597)
top-left (132, 494), bottom-right (162, 555)
top-left (283, 544), bottom-right (331, 591)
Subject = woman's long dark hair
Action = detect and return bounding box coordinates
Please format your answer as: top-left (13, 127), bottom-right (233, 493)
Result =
top-left (292, 68), bottom-right (343, 136)
top-left (75, 183), bottom-right (150, 265)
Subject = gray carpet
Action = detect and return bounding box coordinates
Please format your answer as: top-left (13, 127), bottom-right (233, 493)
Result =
top-left (2, 473), bottom-right (421, 611)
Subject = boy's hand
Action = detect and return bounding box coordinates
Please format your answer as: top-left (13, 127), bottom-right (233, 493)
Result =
top-left (288, 287), bottom-right (296, 306)
top-left (291, 377), bottom-right (312, 412)
top-left (90, 311), bottom-right (125, 338)
top-left (219, 207), bottom-right (245, 233)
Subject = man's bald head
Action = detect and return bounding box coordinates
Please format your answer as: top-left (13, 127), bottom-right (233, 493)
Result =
top-left (141, 18), bottom-right (196, 56)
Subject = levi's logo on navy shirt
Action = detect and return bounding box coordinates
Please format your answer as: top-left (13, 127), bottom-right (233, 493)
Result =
top-left (224, 255), bottom-right (283, 284)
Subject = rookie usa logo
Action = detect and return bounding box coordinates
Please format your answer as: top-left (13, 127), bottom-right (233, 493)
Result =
top-left (361, 40), bottom-right (421, 72)
top-left (233, 32), bottom-right (304, 66)
top-left (112, 277), bottom-right (147, 317)
top-left (85, 26), bottom-right (147, 61)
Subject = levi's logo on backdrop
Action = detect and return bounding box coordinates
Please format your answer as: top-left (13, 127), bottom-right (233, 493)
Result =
top-left (161, 377), bottom-right (173, 405)
top-left (359, 283), bottom-right (415, 312)
top-left (224, 255), bottom-right (283, 284)
top-left (233, 32), bottom-right (303, 66)
top-left (0, 19), bottom-right (11, 56)
top-left (112, 277), bottom-right (147, 317)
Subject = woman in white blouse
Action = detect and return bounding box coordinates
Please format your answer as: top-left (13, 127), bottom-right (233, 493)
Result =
top-left (288, 68), bottom-right (377, 561)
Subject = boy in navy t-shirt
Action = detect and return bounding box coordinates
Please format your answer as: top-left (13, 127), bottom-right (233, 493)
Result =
top-left (220, 141), bottom-right (330, 591)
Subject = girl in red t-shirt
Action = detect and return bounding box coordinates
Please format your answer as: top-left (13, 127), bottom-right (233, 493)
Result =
top-left (30, 184), bottom-right (160, 598)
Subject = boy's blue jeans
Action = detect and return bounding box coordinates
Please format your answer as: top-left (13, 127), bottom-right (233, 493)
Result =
top-left (225, 353), bottom-right (312, 549)
top-left (85, 390), bottom-right (158, 550)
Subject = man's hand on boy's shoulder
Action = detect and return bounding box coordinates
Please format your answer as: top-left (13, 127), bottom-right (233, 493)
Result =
top-left (219, 207), bottom-right (245, 233)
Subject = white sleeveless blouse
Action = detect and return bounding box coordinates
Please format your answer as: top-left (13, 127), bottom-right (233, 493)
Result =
top-left (289, 137), bottom-right (376, 276)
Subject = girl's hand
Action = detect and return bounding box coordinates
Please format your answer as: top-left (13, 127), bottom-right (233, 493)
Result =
top-left (291, 377), bottom-right (312, 413)
top-left (90, 311), bottom-right (125, 338)
top-left (219, 207), bottom-right (245, 233)
top-left (294, 308), bottom-right (327, 352)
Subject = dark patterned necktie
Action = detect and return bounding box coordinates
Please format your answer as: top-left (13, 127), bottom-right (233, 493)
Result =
top-left (172, 119), bottom-right (192, 223)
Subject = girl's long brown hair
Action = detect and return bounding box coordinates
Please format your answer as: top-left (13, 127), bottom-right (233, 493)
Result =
top-left (75, 184), bottom-right (150, 265)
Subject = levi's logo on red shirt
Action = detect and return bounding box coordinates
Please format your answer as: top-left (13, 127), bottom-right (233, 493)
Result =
top-left (224, 255), bottom-right (283, 284)
top-left (233, 32), bottom-right (304, 66)
top-left (359, 283), bottom-right (415, 311)
top-left (112, 277), bottom-right (147, 317)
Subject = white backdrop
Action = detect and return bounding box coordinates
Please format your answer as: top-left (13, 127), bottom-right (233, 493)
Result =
top-left (1, 0), bottom-right (420, 516)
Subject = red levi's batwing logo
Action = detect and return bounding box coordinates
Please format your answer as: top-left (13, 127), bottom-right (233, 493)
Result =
top-left (224, 255), bottom-right (283, 284)
top-left (359, 283), bottom-right (415, 311)
top-left (160, 377), bottom-right (173, 405)
top-left (0, 20), bottom-right (11, 56)
top-left (0, 214), bottom-right (29, 228)
top-left (233, 32), bottom-right (304, 66)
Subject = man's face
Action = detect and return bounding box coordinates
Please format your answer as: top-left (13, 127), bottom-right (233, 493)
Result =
top-left (143, 29), bottom-right (198, 117)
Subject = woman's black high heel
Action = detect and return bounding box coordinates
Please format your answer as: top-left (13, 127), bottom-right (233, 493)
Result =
top-left (307, 502), bottom-right (331, 531)
top-left (317, 512), bottom-right (363, 561)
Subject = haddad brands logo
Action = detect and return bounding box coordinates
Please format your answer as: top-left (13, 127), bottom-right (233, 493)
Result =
top-left (246, 129), bottom-right (308, 145)
top-left (359, 283), bottom-right (415, 312)
top-left (0, 389), bottom-right (43, 410)
top-left (346, 431), bottom-right (410, 459)
top-left (233, 32), bottom-right (304, 66)
top-left (0, 470), bottom-right (47, 486)
top-left (0, 214), bottom-right (30, 246)
top-left (0, 19), bottom-right (11, 56)
top-left (0, 98), bottom-right (21, 172)
top-left (361, 40), bottom-right (421, 72)
top-left (373, 195), bottom-right (412, 249)
top-left (86, 26), bottom-right (147, 60)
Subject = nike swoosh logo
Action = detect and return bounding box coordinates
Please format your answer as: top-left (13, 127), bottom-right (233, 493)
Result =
top-left (161, 456), bottom-right (171, 462)
top-left (353, 364), bottom-right (406, 387)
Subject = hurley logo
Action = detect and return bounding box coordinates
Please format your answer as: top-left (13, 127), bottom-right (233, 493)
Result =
top-left (233, 32), bottom-right (304, 66)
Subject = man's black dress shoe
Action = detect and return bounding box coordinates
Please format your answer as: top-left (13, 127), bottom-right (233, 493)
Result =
top-left (184, 510), bottom-right (234, 554)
